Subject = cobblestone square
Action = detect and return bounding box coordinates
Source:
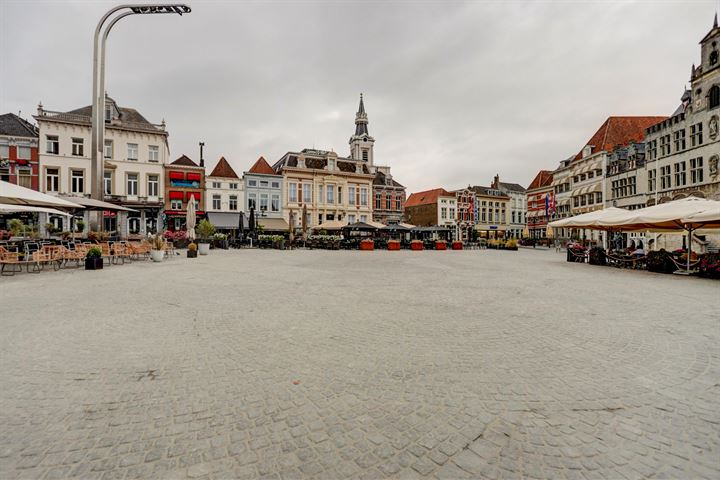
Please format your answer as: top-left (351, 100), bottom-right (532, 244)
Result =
top-left (1, 249), bottom-right (718, 479)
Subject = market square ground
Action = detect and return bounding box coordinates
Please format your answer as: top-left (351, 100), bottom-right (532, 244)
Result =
top-left (1, 249), bottom-right (718, 479)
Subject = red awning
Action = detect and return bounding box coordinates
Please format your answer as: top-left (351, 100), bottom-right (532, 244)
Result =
top-left (186, 172), bottom-right (201, 181)
top-left (169, 171), bottom-right (185, 180)
top-left (169, 191), bottom-right (184, 200)
top-left (186, 192), bottom-right (199, 202)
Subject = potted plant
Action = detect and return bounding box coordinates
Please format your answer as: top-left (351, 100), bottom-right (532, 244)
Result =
top-left (213, 233), bottom-right (229, 250)
top-left (8, 219), bottom-right (25, 238)
top-left (504, 239), bottom-right (518, 251)
top-left (187, 242), bottom-right (198, 258)
top-left (451, 240), bottom-right (463, 250)
top-left (76, 219), bottom-right (85, 234)
top-left (387, 239), bottom-right (401, 251)
top-left (85, 246), bottom-right (103, 270)
top-left (359, 238), bottom-right (374, 251)
top-left (435, 239), bottom-right (447, 250)
top-left (44, 223), bottom-right (57, 238)
top-left (196, 219), bottom-right (215, 255)
top-left (150, 233), bottom-right (165, 262)
top-left (698, 253), bottom-right (720, 279)
top-left (410, 239), bottom-right (424, 251)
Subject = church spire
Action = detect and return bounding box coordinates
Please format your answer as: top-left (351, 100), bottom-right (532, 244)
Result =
top-left (354, 93), bottom-right (369, 136)
top-left (714, 12), bottom-right (718, 29)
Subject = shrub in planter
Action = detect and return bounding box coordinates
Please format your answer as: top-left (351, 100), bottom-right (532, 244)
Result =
top-left (187, 242), bottom-right (198, 258)
top-left (588, 247), bottom-right (607, 266)
top-left (452, 241), bottom-right (463, 250)
top-left (196, 220), bottom-right (215, 255)
top-left (387, 240), bottom-right (401, 251)
top-left (435, 240), bottom-right (447, 250)
top-left (410, 240), bottom-right (424, 251)
top-left (504, 239), bottom-right (518, 251)
top-left (698, 252), bottom-right (720, 279)
top-left (647, 250), bottom-right (675, 274)
top-left (85, 246), bottom-right (103, 270)
top-left (150, 233), bottom-right (165, 262)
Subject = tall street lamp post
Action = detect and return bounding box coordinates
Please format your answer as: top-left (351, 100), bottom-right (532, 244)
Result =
top-left (90, 4), bottom-right (191, 229)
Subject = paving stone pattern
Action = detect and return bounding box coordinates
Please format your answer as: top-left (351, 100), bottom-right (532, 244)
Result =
top-left (1, 249), bottom-right (718, 479)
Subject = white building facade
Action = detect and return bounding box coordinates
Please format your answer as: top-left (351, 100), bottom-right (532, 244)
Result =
top-left (34, 96), bottom-right (169, 236)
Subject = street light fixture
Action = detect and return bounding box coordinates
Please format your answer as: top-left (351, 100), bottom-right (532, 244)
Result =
top-left (90, 4), bottom-right (191, 229)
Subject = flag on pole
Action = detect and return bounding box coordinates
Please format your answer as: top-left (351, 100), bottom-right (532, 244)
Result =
top-left (545, 194), bottom-right (549, 217)
top-left (549, 193), bottom-right (556, 216)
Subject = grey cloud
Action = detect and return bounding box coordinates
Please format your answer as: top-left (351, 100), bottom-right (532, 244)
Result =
top-left (1, 0), bottom-right (717, 192)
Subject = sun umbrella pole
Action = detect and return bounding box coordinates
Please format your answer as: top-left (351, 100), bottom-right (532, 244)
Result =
top-left (687, 226), bottom-right (692, 273)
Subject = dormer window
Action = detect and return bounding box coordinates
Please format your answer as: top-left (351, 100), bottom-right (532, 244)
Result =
top-left (105, 105), bottom-right (112, 122)
top-left (582, 146), bottom-right (592, 158)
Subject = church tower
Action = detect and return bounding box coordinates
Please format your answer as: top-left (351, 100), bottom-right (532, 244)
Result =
top-left (349, 93), bottom-right (375, 165)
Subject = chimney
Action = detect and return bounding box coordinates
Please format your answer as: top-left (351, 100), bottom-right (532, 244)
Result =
top-left (199, 142), bottom-right (205, 168)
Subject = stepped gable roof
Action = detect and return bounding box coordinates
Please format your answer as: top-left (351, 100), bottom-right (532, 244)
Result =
top-left (0, 113), bottom-right (38, 137)
top-left (527, 170), bottom-right (554, 191)
top-left (573, 116), bottom-right (666, 161)
top-left (170, 155), bottom-right (199, 167)
top-left (247, 156), bottom-right (277, 175)
top-left (208, 157), bottom-right (239, 178)
top-left (405, 188), bottom-right (453, 208)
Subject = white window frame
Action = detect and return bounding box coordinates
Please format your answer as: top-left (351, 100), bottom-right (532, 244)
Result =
top-left (72, 138), bottom-right (84, 156)
top-left (46, 168), bottom-right (59, 192)
top-left (148, 145), bottom-right (159, 162)
top-left (127, 173), bottom-right (138, 196)
top-left (229, 195), bottom-right (238, 211)
top-left (127, 143), bottom-right (139, 161)
top-left (212, 194), bottom-right (221, 210)
top-left (104, 170), bottom-right (112, 195)
top-left (104, 139), bottom-right (113, 159)
top-left (147, 174), bottom-right (159, 197)
top-left (71, 170), bottom-right (84, 194)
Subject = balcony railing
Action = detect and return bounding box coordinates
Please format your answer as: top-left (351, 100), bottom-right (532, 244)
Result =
top-left (37, 109), bottom-right (165, 133)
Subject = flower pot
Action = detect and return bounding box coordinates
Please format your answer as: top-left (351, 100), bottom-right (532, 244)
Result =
top-left (187, 249), bottom-right (197, 258)
top-left (451, 242), bottom-right (463, 250)
top-left (84, 257), bottom-right (103, 270)
top-left (387, 241), bottom-right (401, 251)
top-left (198, 242), bottom-right (210, 255)
top-left (150, 249), bottom-right (164, 262)
top-left (359, 240), bottom-right (374, 251)
top-left (435, 241), bottom-right (447, 251)
top-left (410, 242), bottom-right (424, 251)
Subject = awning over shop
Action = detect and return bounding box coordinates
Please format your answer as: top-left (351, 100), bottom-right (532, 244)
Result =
top-left (187, 172), bottom-right (202, 182)
top-left (258, 217), bottom-right (289, 231)
top-left (169, 171), bottom-right (185, 180)
top-left (311, 220), bottom-right (348, 231)
top-left (0, 180), bottom-right (84, 208)
top-left (58, 195), bottom-right (137, 212)
top-left (207, 212), bottom-right (241, 229)
top-left (0, 202), bottom-right (73, 217)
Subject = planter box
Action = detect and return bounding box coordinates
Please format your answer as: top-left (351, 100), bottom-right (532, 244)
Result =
top-left (150, 250), bottom-right (164, 262)
top-left (435, 241), bottom-right (447, 251)
top-left (84, 257), bottom-right (103, 270)
top-left (410, 242), bottom-right (424, 251)
top-left (187, 249), bottom-right (198, 258)
top-left (359, 240), bottom-right (374, 251)
top-left (387, 241), bottom-right (401, 251)
top-left (198, 242), bottom-right (210, 255)
top-left (451, 242), bottom-right (463, 250)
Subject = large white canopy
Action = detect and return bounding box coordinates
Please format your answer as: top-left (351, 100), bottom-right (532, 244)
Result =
top-left (594, 197), bottom-right (720, 231)
top-left (680, 206), bottom-right (720, 229)
top-left (548, 207), bottom-right (629, 230)
top-left (57, 195), bottom-right (137, 212)
top-left (0, 180), bottom-right (83, 209)
top-left (0, 203), bottom-right (73, 217)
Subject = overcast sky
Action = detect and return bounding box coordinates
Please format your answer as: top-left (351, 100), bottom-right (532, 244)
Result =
top-left (1, 0), bottom-right (718, 192)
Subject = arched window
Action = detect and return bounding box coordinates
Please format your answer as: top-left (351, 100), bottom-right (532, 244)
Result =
top-left (710, 85), bottom-right (720, 109)
top-left (710, 50), bottom-right (718, 66)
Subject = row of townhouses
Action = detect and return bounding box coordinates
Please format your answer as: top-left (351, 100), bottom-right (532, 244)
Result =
top-left (0, 95), bottom-right (407, 236)
top-left (525, 16), bottom-right (720, 249)
top-left (2, 18), bottom-right (717, 243)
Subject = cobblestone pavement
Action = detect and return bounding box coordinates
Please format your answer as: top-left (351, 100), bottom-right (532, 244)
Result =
top-left (1, 249), bottom-right (718, 479)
